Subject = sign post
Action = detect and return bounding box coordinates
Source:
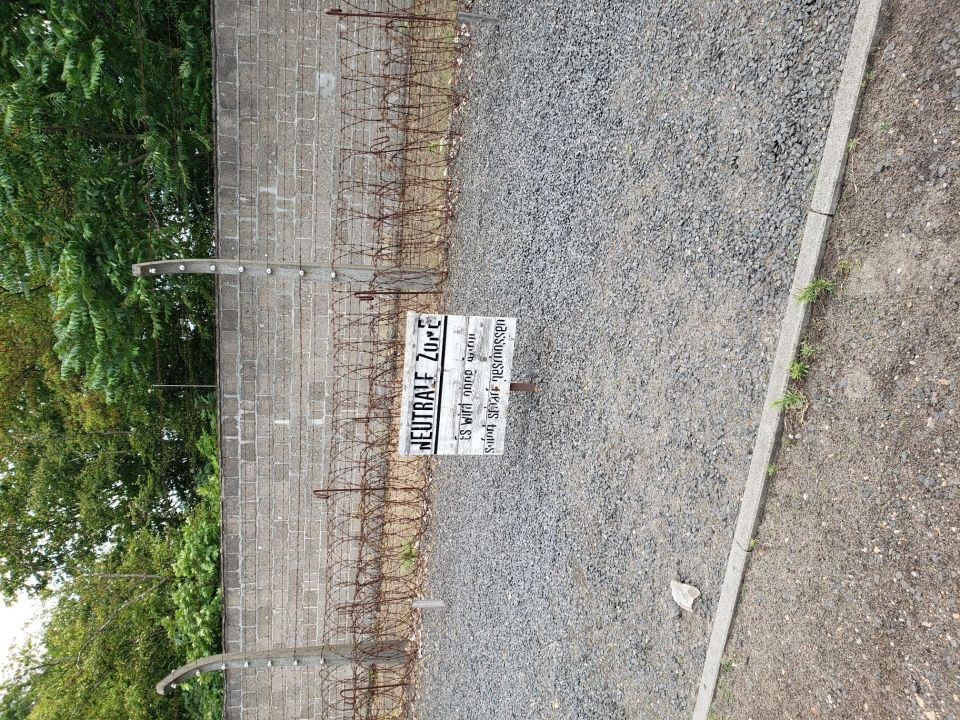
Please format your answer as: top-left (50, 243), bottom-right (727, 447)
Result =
top-left (398, 312), bottom-right (519, 456)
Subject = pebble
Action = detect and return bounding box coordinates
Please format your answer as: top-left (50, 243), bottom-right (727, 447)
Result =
top-left (671, 580), bottom-right (702, 612)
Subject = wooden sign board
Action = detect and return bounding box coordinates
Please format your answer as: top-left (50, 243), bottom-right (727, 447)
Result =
top-left (398, 312), bottom-right (517, 456)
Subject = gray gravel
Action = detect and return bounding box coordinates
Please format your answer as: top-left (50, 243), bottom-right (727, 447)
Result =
top-left (415, 2), bottom-right (857, 718)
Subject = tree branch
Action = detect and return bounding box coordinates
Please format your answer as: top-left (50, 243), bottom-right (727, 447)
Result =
top-left (41, 126), bottom-right (142, 141)
top-left (79, 572), bottom-right (168, 581)
top-left (74, 578), bottom-right (166, 669)
top-left (123, 151), bottom-right (151, 167)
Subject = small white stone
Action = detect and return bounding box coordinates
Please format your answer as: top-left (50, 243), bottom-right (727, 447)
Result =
top-left (671, 580), bottom-right (701, 612)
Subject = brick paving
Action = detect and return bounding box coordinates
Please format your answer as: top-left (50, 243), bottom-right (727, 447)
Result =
top-left (213, 0), bottom-right (340, 716)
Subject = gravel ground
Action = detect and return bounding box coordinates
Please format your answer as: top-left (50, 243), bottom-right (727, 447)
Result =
top-left (413, 2), bottom-right (857, 718)
top-left (711, 2), bottom-right (960, 718)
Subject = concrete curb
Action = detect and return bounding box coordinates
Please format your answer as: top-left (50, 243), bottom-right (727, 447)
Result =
top-left (690, 2), bottom-right (885, 718)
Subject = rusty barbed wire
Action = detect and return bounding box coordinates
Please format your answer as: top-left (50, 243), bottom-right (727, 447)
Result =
top-left (317, 1), bottom-right (467, 718)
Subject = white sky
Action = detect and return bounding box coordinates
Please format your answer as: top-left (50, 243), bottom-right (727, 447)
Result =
top-left (0, 594), bottom-right (45, 681)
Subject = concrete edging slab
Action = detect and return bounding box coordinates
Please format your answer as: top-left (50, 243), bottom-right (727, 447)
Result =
top-left (690, 1), bottom-right (885, 718)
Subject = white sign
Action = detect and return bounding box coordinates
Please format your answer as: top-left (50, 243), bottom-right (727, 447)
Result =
top-left (398, 312), bottom-right (517, 456)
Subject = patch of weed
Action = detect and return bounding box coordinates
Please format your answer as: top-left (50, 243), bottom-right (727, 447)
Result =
top-left (399, 538), bottom-right (418, 572)
top-left (789, 359), bottom-right (809, 381)
top-left (799, 340), bottom-right (817, 360)
top-left (796, 278), bottom-right (835, 304)
top-left (773, 389), bottom-right (806, 411)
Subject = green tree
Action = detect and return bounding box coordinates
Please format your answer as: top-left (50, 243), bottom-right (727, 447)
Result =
top-left (0, 0), bottom-right (218, 598)
top-left (3, 441), bottom-right (223, 720)
top-left (0, 0), bottom-right (215, 403)
top-left (0, 291), bottom-right (212, 597)
top-left (0, 678), bottom-right (32, 720)
top-left (0, 2), bottom-right (222, 716)
top-left (164, 428), bottom-right (222, 720)
top-left (17, 532), bottom-right (186, 720)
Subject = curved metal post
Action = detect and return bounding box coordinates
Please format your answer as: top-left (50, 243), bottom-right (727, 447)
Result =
top-left (156, 639), bottom-right (408, 695)
top-left (131, 258), bottom-right (443, 290)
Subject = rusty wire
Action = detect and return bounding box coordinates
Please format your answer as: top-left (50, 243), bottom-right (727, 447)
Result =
top-left (317, 1), bottom-right (466, 718)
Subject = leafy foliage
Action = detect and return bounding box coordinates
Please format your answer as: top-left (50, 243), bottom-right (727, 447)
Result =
top-left (0, 678), bottom-right (32, 720)
top-left (772, 388), bottom-right (807, 411)
top-left (16, 533), bottom-right (182, 720)
top-left (0, 0), bottom-right (215, 403)
top-left (0, 421), bottom-right (223, 720)
top-left (796, 278), bottom-right (835, 304)
top-left (0, 0), bottom-right (221, 718)
top-left (165, 420), bottom-right (222, 720)
top-left (0, 294), bottom-right (214, 596)
top-left (0, 0), bottom-right (217, 595)
top-left (788, 359), bottom-right (809, 381)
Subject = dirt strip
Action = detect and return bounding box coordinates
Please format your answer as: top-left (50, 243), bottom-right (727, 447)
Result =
top-left (711, 2), bottom-right (960, 719)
